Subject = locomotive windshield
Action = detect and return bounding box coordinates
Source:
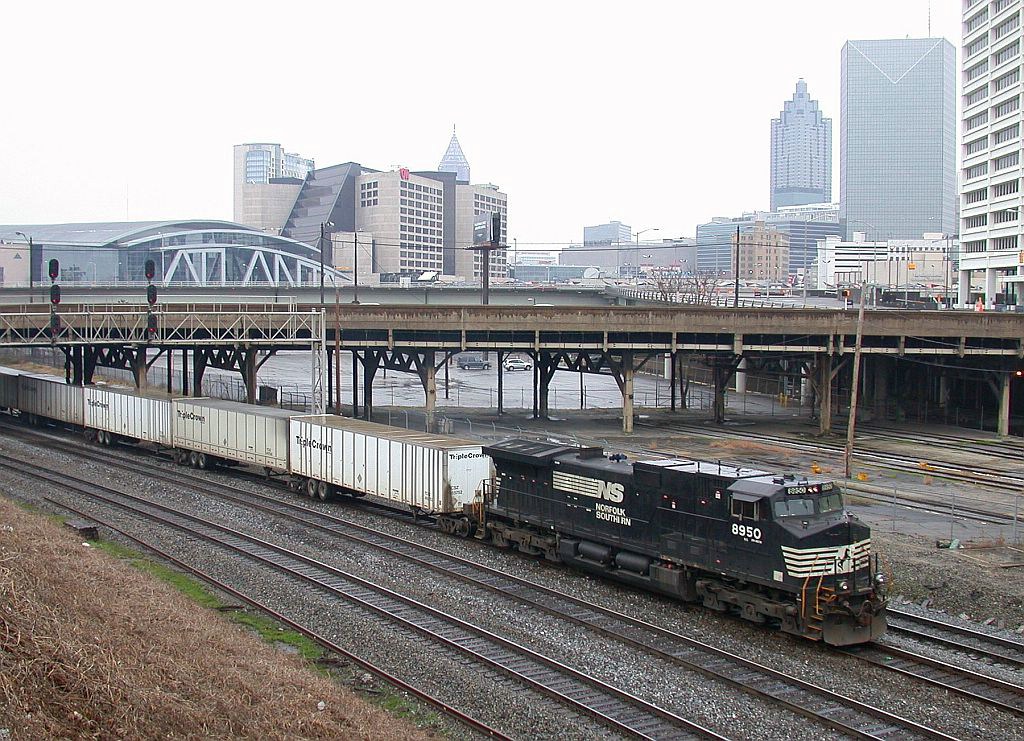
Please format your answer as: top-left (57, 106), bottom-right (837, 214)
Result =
top-left (818, 492), bottom-right (844, 513)
top-left (773, 498), bottom-right (815, 518)
top-left (772, 490), bottom-right (844, 518)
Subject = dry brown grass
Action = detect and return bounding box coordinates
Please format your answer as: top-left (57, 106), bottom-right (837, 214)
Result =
top-left (0, 498), bottom-right (431, 740)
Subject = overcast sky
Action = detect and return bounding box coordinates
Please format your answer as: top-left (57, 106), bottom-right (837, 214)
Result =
top-left (1, 1), bottom-right (960, 250)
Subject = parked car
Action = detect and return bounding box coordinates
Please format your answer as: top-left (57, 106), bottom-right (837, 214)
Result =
top-left (503, 357), bottom-right (531, 372)
top-left (457, 353), bottom-right (491, 370)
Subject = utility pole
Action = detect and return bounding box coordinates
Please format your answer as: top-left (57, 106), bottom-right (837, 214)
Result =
top-left (733, 226), bottom-right (740, 308)
top-left (844, 283), bottom-right (869, 478)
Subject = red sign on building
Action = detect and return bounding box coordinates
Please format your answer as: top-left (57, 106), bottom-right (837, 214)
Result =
top-left (399, 167), bottom-right (410, 180)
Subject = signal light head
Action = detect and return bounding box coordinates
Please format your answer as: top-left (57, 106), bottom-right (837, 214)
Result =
top-left (48, 258), bottom-right (60, 281)
top-left (146, 313), bottom-right (158, 337)
top-left (144, 259), bottom-right (155, 281)
top-left (49, 284), bottom-right (61, 305)
top-left (146, 284), bottom-right (157, 306)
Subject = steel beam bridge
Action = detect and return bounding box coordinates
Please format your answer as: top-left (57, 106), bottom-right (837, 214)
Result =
top-left (0, 303), bottom-right (1021, 434)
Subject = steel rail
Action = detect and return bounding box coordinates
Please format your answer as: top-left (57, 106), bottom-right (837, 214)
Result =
top-left (40, 497), bottom-right (510, 740)
top-left (6, 457), bottom-right (719, 740)
top-left (3, 425), bottom-right (957, 741)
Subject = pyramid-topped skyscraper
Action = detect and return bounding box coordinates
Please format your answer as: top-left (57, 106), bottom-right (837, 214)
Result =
top-left (438, 128), bottom-right (470, 183)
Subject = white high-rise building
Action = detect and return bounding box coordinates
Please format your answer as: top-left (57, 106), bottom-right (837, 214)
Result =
top-left (960, 0), bottom-right (1024, 307)
top-left (770, 80), bottom-right (832, 211)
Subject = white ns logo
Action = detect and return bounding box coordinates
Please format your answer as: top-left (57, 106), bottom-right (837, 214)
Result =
top-left (596, 481), bottom-right (624, 503)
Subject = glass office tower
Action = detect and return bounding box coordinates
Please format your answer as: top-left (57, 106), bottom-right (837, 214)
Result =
top-left (840, 38), bottom-right (957, 240)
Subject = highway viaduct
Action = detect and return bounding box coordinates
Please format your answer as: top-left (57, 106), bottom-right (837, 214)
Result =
top-left (0, 303), bottom-right (1021, 435)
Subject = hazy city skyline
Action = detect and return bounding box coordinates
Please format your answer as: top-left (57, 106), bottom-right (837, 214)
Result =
top-left (1, 1), bottom-right (959, 250)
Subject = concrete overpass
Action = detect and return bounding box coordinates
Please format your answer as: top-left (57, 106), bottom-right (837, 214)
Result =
top-left (1, 303), bottom-right (1021, 434)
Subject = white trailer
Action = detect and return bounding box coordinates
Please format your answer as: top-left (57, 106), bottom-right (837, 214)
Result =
top-left (18, 373), bottom-right (84, 426)
top-left (289, 415), bottom-right (493, 513)
top-left (85, 386), bottom-right (174, 446)
top-left (0, 366), bottom-right (20, 410)
top-left (172, 398), bottom-right (294, 470)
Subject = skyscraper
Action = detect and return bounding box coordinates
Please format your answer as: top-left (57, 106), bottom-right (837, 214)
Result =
top-left (959, 1), bottom-right (1024, 308)
top-left (840, 38), bottom-right (956, 241)
top-left (438, 129), bottom-right (471, 183)
top-left (770, 80), bottom-right (832, 210)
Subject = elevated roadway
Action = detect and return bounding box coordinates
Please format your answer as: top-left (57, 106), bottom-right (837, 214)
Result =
top-left (0, 303), bottom-right (1021, 434)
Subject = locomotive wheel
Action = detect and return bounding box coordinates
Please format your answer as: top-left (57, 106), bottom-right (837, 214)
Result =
top-left (317, 481), bottom-right (330, 501)
top-left (305, 478), bottom-right (318, 498)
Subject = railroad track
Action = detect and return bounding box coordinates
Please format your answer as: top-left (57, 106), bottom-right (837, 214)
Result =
top-left (842, 642), bottom-right (1024, 717)
top-left (639, 421), bottom-right (1024, 510)
top-left (40, 496), bottom-right (511, 741)
top-left (2, 454), bottom-right (721, 740)
top-left (0, 427), bottom-right (972, 740)
top-left (886, 608), bottom-right (1024, 669)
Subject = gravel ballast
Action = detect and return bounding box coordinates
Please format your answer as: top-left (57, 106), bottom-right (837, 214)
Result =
top-left (1, 426), bottom-right (1022, 740)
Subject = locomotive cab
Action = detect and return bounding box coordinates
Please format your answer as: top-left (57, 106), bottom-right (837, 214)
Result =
top-left (730, 476), bottom-right (887, 645)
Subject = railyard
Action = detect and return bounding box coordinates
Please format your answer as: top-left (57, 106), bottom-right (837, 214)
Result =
top-left (1, 368), bottom-right (1023, 738)
top-left (0, 297), bottom-right (1023, 739)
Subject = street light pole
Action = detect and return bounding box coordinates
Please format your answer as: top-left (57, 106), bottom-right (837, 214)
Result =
top-left (318, 221), bottom-right (334, 305)
top-left (352, 232), bottom-right (360, 305)
top-left (733, 226), bottom-right (740, 308)
top-left (15, 232), bottom-right (33, 290)
top-left (634, 228), bottom-right (659, 285)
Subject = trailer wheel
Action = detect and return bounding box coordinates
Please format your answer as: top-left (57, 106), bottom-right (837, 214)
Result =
top-left (455, 517), bottom-right (474, 538)
top-left (196, 453), bottom-right (208, 469)
top-left (305, 478), bottom-right (319, 499)
top-left (189, 451), bottom-right (201, 468)
top-left (317, 481), bottom-right (330, 501)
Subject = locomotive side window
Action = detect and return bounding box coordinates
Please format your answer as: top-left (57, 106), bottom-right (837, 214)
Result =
top-left (773, 498), bottom-right (814, 518)
top-left (730, 498), bottom-right (760, 520)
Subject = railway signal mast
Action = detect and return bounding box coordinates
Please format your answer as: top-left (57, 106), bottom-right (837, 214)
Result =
top-left (47, 258), bottom-right (60, 339)
top-left (144, 259), bottom-right (158, 340)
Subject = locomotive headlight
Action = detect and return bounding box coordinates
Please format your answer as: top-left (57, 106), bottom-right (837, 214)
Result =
top-left (874, 573), bottom-right (886, 587)
top-left (837, 579), bottom-right (850, 592)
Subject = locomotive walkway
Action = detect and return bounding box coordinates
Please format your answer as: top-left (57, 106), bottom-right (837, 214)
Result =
top-left (0, 302), bottom-right (1021, 433)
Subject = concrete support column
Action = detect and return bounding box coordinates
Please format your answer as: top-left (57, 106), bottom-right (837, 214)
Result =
top-left (958, 269), bottom-right (971, 308)
top-left (497, 351), bottom-right (504, 415)
top-left (735, 357), bottom-right (748, 394)
top-left (132, 347), bottom-right (148, 390)
top-left (985, 267), bottom-right (999, 308)
top-left (419, 351), bottom-right (437, 433)
top-left (622, 351), bottom-right (634, 434)
top-left (816, 353), bottom-right (832, 435)
top-left (181, 348), bottom-right (189, 396)
top-left (670, 352), bottom-right (677, 411)
top-left (192, 349), bottom-right (207, 397)
top-left (999, 372), bottom-right (1011, 437)
top-left (352, 351), bottom-right (360, 419)
top-left (71, 346), bottom-right (85, 386)
top-left (242, 351), bottom-right (256, 404)
top-left (539, 352), bottom-right (552, 419)
top-left (362, 351), bottom-right (379, 422)
top-left (872, 356), bottom-right (890, 418)
top-left (166, 349), bottom-right (174, 395)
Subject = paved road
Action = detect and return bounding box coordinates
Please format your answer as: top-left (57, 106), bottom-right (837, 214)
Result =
top-left (145, 350), bottom-right (803, 417)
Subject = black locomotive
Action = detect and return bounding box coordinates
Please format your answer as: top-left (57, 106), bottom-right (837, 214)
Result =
top-left (473, 439), bottom-right (887, 646)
